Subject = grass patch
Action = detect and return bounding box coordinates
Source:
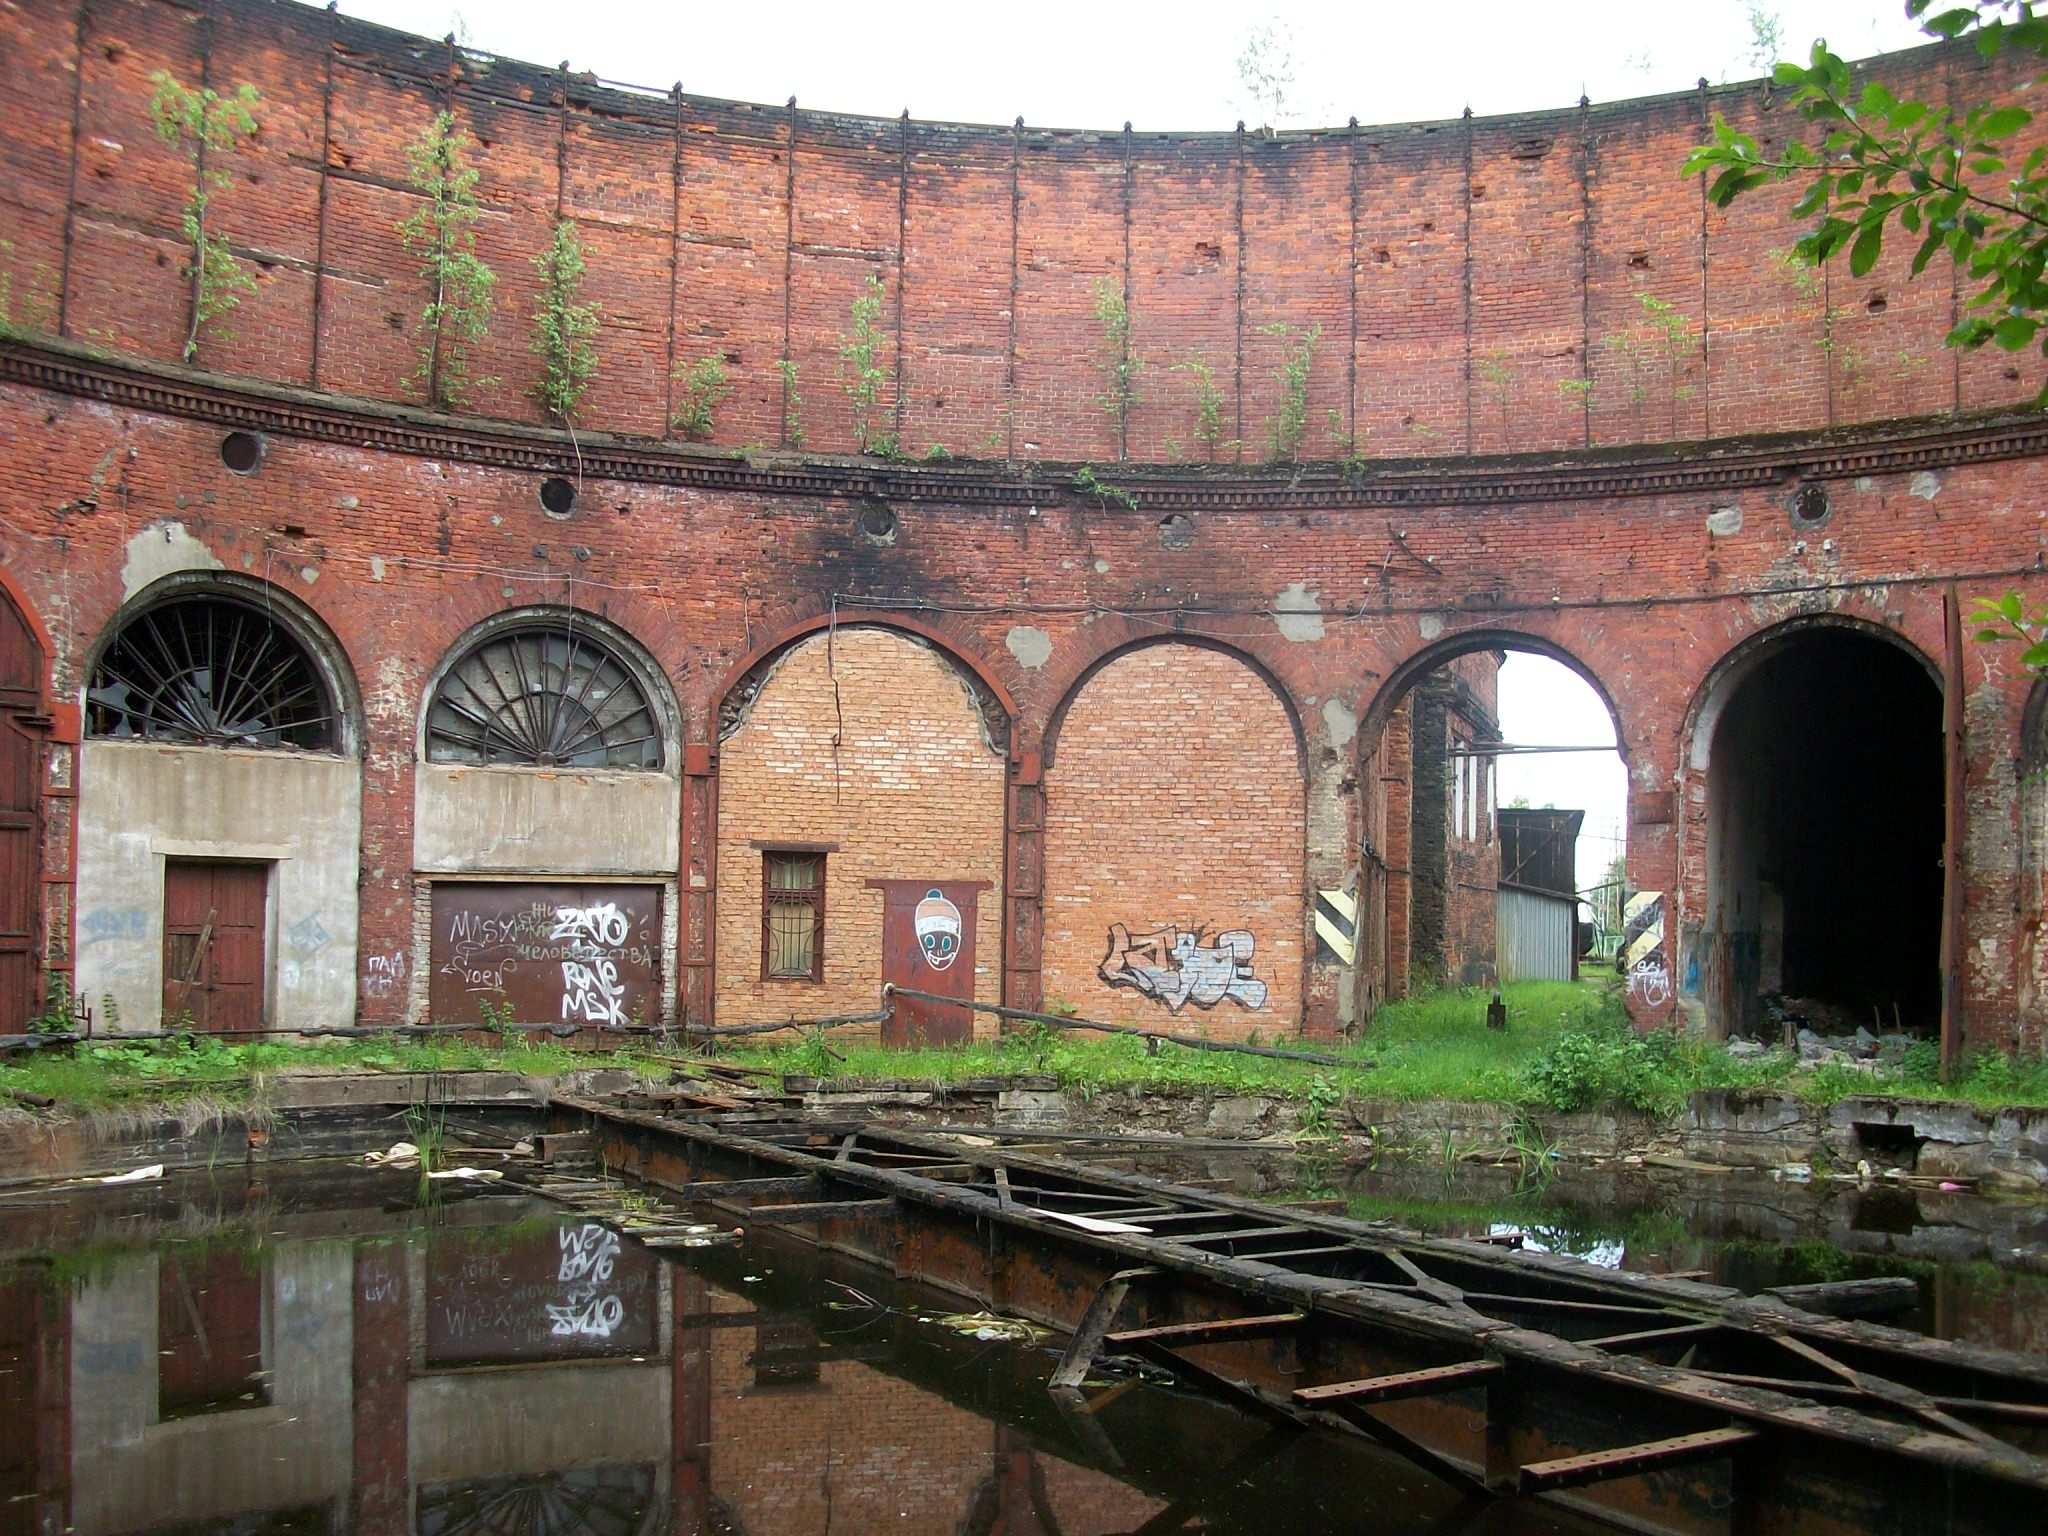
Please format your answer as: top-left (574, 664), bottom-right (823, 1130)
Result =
top-left (5, 981), bottom-right (2045, 1119)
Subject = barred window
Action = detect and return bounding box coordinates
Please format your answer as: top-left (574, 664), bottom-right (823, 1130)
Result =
top-left (88, 597), bottom-right (335, 750)
top-left (762, 852), bottom-right (824, 982)
top-left (426, 624), bottom-right (660, 769)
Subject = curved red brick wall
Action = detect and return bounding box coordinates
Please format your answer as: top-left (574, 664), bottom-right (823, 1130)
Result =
top-left (3, 0), bottom-right (2040, 466)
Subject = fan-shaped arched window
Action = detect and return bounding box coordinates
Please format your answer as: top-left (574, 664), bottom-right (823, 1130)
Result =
top-left (87, 596), bottom-right (336, 751)
top-left (426, 623), bottom-right (662, 769)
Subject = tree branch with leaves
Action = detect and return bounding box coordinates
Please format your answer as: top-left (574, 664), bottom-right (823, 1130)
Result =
top-left (400, 111), bottom-right (496, 411)
top-left (1686, 2), bottom-right (2048, 393)
top-left (148, 72), bottom-right (261, 362)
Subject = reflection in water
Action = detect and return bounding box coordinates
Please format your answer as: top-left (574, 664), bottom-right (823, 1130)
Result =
top-left (1133, 1148), bottom-right (2048, 1357)
top-left (0, 1164), bottom-right (1612, 1536)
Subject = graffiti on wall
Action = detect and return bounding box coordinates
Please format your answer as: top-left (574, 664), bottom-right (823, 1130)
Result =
top-left (1100, 923), bottom-right (1269, 1013)
top-left (546, 1223), bottom-right (625, 1340)
top-left (1622, 890), bottom-right (1670, 1008)
top-left (914, 888), bottom-right (963, 971)
top-left (428, 884), bottom-right (657, 1029)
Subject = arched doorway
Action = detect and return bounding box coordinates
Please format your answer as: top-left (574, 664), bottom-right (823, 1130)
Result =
top-left (1698, 626), bottom-right (1943, 1040)
top-left (0, 583), bottom-right (46, 1032)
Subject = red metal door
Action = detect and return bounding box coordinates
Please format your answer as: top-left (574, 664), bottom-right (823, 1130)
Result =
top-left (0, 585), bottom-right (41, 1034)
top-left (871, 879), bottom-right (984, 1046)
top-left (0, 714), bottom-right (38, 1035)
top-left (163, 861), bottom-right (268, 1033)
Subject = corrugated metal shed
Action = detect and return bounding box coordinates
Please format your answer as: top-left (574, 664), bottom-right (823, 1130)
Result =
top-left (1497, 885), bottom-right (1578, 982)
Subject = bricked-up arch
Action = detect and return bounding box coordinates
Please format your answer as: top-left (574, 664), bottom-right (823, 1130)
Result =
top-left (713, 626), bottom-right (1008, 1036)
top-left (2018, 678), bottom-right (2048, 1057)
top-left (1686, 619), bottom-right (1944, 1043)
top-left (1042, 642), bottom-right (1307, 1036)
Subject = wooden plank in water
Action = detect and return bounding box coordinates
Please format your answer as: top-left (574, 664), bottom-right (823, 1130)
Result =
top-left (1764, 1277), bottom-right (1920, 1319)
top-left (1519, 1427), bottom-right (1760, 1493)
top-left (1294, 1360), bottom-right (1502, 1407)
top-left (1104, 1313), bottom-right (1306, 1349)
top-left (745, 1197), bottom-right (895, 1223)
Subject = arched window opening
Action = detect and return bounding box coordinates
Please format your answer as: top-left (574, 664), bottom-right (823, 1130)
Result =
top-left (87, 597), bottom-right (336, 751)
top-left (427, 623), bottom-right (661, 770)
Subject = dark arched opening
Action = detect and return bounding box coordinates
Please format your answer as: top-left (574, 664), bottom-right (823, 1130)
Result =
top-left (1702, 627), bottom-right (1943, 1040)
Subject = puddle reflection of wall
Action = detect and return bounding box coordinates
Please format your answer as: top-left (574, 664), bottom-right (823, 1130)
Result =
top-left (68, 1245), bottom-right (354, 1535)
top-left (703, 1314), bottom-right (1163, 1534)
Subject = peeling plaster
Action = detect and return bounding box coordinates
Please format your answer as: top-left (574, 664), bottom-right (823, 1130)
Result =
top-left (1273, 582), bottom-right (1325, 643)
top-left (1321, 696), bottom-right (1358, 749)
top-left (1006, 625), bottom-right (1053, 670)
top-left (121, 521), bottom-right (222, 601)
top-left (1911, 471), bottom-right (1941, 501)
top-left (369, 556), bottom-right (386, 581)
top-left (1706, 506), bottom-right (1743, 537)
top-left (1093, 558), bottom-right (1111, 574)
top-left (1418, 613), bottom-right (1444, 642)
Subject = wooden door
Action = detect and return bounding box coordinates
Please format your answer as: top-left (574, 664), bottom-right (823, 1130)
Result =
top-left (0, 587), bottom-right (41, 1034)
top-left (870, 879), bottom-right (985, 1046)
top-left (0, 715), bottom-right (38, 1035)
top-left (163, 861), bottom-right (268, 1033)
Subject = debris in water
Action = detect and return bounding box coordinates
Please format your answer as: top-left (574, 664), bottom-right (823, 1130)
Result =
top-left (99, 1164), bottom-right (163, 1184)
top-left (362, 1142), bottom-right (420, 1168)
top-left (933, 1311), bottom-right (1055, 1345)
top-left (425, 1166), bottom-right (503, 1183)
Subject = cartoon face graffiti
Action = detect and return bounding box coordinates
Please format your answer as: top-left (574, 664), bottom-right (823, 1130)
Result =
top-left (914, 888), bottom-right (964, 971)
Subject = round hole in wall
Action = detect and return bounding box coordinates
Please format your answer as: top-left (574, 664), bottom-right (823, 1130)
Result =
top-left (1158, 513), bottom-right (1195, 550)
top-left (219, 431), bottom-right (265, 475)
top-left (856, 498), bottom-right (898, 544)
top-left (1790, 482), bottom-right (1832, 529)
top-left (539, 476), bottom-right (578, 517)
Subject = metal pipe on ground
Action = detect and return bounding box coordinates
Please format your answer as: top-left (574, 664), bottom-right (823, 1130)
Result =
top-left (883, 985), bottom-right (1369, 1068)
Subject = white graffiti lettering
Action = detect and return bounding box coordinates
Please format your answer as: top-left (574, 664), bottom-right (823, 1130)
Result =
top-left (545, 1293), bottom-right (625, 1339)
top-left (561, 957), bottom-right (627, 1027)
top-left (361, 951), bottom-right (407, 999)
top-left (558, 1223), bottom-right (619, 1286)
top-left (1100, 923), bottom-right (1269, 1013)
top-left (1627, 956), bottom-right (1672, 1008)
top-left (551, 902), bottom-right (629, 949)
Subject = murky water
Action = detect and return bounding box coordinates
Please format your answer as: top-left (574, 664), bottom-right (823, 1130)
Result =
top-left (1132, 1147), bottom-right (2048, 1356)
top-left (3, 1152), bottom-right (2043, 1533)
top-left (0, 1162), bottom-right (1623, 1536)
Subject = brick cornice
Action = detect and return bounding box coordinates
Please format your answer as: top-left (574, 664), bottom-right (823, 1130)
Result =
top-left (7, 339), bottom-right (2048, 511)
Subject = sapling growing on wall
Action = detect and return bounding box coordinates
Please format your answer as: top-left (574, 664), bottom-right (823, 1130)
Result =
top-left (1093, 277), bottom-right (1142, 457)
top-left (778, 357), bottom-right (806, 448)
top-left (671, 354), bottom-right (731, 440)
top-left (1261, 321), bottom-right (1321, 462)
top-left (531, 218), bottom-right (599, 424)
top-left (400, 111), bottom-right (496, 411)
top-left (148, 72), bottom-right (262, 362)
top-left (839, 273), bottom-right (896, 456)
top-left (1174, 356), bottom-right (1226, 460)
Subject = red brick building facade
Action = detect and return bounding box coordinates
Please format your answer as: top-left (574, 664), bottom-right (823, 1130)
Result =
top-left (2, 0), bottom-right (2046, 1052)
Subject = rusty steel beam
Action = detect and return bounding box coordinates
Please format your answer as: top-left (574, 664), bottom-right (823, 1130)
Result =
top-left (557, 1098), bottom-right (2048, 1536)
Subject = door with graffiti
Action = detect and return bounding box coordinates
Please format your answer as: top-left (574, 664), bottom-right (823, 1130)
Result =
top-left (872, 879), bottom-right (984, 1046)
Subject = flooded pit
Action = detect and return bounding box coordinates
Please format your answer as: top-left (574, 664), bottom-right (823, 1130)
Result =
top-left (2, 1147), bottom-right (2044, 1534)
top-left (0, 1161), bottom-right (1630, 1536)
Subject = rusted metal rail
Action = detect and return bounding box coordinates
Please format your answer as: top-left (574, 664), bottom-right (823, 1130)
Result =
top-left (556, 1094), bottom-right (2048, 1536)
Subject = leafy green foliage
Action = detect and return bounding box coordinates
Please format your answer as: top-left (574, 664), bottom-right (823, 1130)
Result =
top-left (1971, 588), bottom-right (2048, 670)
top-left (671, 354), bottom-right (731, 440)
top-left (399, 111), bottom-right (496, 411)
top-left (0, 240), bottom-right (58, 342)
top-left (1686, 4), bottom-right (2048, 393)
top-left (1093, 277), bottom-right (1142, 454)
top-left (1073, 464), bottom-right (1138, 511)
top-left (1260, 321), bottom-right (1321, 461)
top-left (531, 219), bottom-right (599, 423)
top-left (148, 72), bottom-right (262, 362)
top-left (1174, 356), bottom-right (1227, 458)
top-left (839, 273), bottom-right (896, 455)
top-left (778, 357), bottom-right (806, 448)
top-left (1600, 293), bottom-right (1699, 432)
top-left (1527, 1025), bottom-right (1684, 1113)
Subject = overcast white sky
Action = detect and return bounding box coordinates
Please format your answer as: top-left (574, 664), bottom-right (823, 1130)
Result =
top-left (331, 1), bottom-right (1933, 898)
top-left (338, 1), bottom-right (1928, 130)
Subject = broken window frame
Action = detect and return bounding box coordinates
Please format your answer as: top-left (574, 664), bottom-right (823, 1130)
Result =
top-left (86, 596), bottom-right (337, 751)
top-left (424, 622), bottom-right (662, 771)
top-left (761, 850), bottom-right (825, 982)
